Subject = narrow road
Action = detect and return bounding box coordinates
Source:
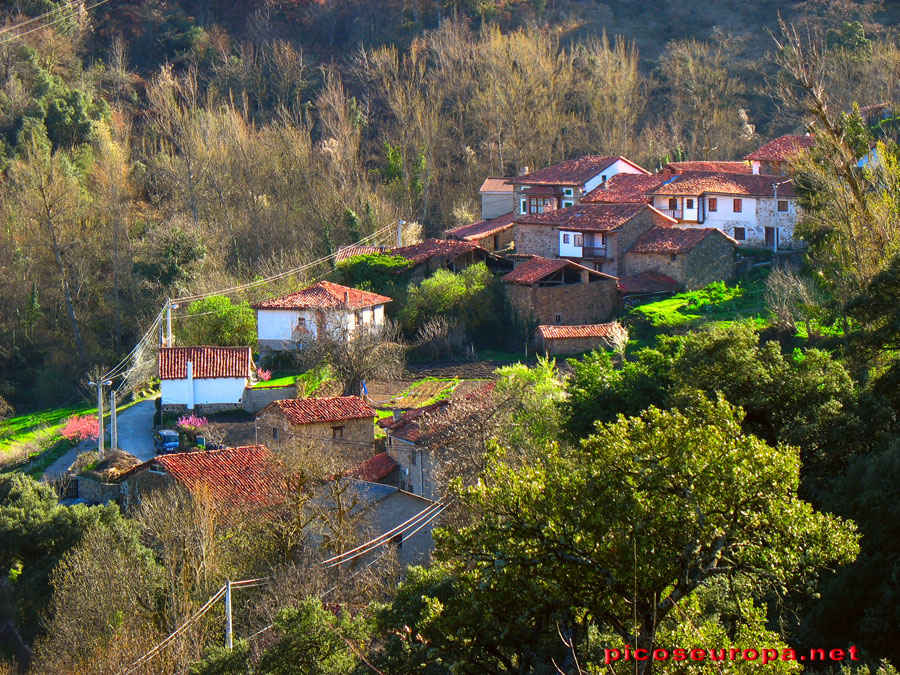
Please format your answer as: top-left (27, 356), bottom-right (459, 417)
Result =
top-left (113, 399), bottom-right (157, 463)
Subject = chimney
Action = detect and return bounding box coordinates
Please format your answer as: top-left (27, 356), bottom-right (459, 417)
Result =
top-left (392, 408), bottom-right (402, 421)
top-left (519, 166), bottom-right (529, 176)
top-left (343, 291), bottom-right (350, 304)
top-left (186, 360), bottom-right (194, 410)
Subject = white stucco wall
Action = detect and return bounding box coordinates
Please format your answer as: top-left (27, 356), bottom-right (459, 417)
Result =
top-left (559, 230), bottom-right (583, 258)
top-left (257, 309), bottom-right (318, 342)
top-left (161, 376), bottom-right (247, 408)
top-left (582, 159), bottom-right (646, 194)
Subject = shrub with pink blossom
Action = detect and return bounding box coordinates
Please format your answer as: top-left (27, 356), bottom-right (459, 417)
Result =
top-left (176, 414), bottom-right (208, 442)
top-left (257, 368), bottom-right (272, 382)
top-left (60, 415), bottom-right (100, 443)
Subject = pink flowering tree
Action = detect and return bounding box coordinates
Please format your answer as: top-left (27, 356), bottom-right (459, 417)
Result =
top-left (257, 368), bottom-right (272, 382)
top-left (176, 414), bottom-right (208, 443)
top-left (60, 415), bottom-right (100, 443)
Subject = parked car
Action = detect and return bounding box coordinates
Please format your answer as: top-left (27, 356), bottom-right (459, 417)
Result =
top-left (154, 430), bottom-right (180, 454)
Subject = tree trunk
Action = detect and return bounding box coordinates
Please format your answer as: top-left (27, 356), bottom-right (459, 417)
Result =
top-left (48, 215), bottom-right (87, 365)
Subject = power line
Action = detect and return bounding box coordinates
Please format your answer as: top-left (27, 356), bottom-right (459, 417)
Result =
top-left (0, 0), bottom-right (113, 47)
top-left (0, 0), bottom-right (82, 36)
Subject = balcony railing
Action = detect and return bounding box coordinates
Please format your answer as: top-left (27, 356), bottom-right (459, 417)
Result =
top-left (658, 208), bottom-right (683, 219)
top-left (582, 246), bottom-right (608, 259)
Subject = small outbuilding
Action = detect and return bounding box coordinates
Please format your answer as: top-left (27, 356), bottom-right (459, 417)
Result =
top-left (158, 346), bottom-right (254, 414)
top-left (535, 322), bottom-right (628, 356)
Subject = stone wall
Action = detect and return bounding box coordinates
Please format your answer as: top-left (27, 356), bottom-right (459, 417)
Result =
top-left (513, 223), bottom-right (557, 257)
top-left (624, 252), bottom-right (686, 286)
top-left (474, 227), bottom-right (514, 252)
top-left (161, 401), bottom-right (243, 415)
top-left (122, 466), bottom-right (175, 512)
top-left (612, 209), bottom-right (667, 277)
top-left (755, 198), bottom-right (802, 249)
top-left (257, 408), bottom-right (376, 467)
top-left (242, 385), bottom-right (298, 413)
top-left (504, 276), bottom-right (618, 326)
top-left (76, 475), bottom-right (121, 505)
top-left (540, 335), bottom-right (616, 356)
top-left (682, 234), bottom-right (735, 289)
top-left (363, 491), bottom-right (435, 568)
top-left (481, 194), bottom-right (514, 220)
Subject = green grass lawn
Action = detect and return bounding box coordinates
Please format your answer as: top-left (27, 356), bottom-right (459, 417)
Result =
top-left (251, 372), bottom-right (304, 389)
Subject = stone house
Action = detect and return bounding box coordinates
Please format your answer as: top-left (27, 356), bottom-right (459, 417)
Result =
top-left (624, 226), bottom-right (736, 291)
top-left (646, 172), bottom-right (801, 250)
top-left (389, 238), bottom-right (510, 282)
top-left (536, 322), bottom-right (628, 356)
top-left (378, 401), bottom-right (448, 499)
top-left (257, 396), bottom-right (377, 466)
top-left (252, 281), bottom-right (391, 352)
top-left (744, 134), bottom-right (815, 175)
top-left (507, 155), bottom-right (649, 215)
top-left (444, 212), bottom-right (516, 252)
top-left (478, 177), bottom-right (515, 219)
top-left (159, 346), bottom-right (254, 414)
top-left (501, 256), bottom-right (619, 327)
top-left (514, 203), bottom-right (674, 277)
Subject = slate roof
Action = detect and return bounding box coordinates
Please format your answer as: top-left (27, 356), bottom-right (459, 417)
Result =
top-left (663, 161), bottom-right (752, 174)
top-left (353, 451), bottom-right (398, 482)
top-left (617, 271), bottom-right (681, 294)
top-left (507, 155), bottom-right (649, 186)
top-left (536, 323), bottom-right (625, 340)
top-left (516, 203), bottom-right (659, 232)
top-left (262, 396), bottom-right (376, 425)
top-left (158, 346), bottom-right (253, 380)
top-left (445, 212), bottom-right (516, 241)
top-left (389, 239), bottom-right (484, 265)
top-left (628, 226), bottom-right (736, 254)
top-left (141, 446), bottom-right (283, 507)
top-left (581, 174), bottom-right (672, 204)
top-left (744, 134), bottom-right (815, 161)
top-left (501, 256), bottom-right (612, 285)
top-left (647, 172), bottom-right (797, 198)
top-left (479, 177), bottom-right (514, 193)
top-left (251, 281), bottom-right (392, 311)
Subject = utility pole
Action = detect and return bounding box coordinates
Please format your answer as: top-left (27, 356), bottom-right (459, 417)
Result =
top-left (88, 379), bottom-right (112, 458)
top-left (166, 300), bottom-right (179, 347)
top-left (109, 389), bottom-right (118, 453)
top-left (224, 580), bottom-right (233, 651)
top-left (397, 219), bottom-right (405, 248)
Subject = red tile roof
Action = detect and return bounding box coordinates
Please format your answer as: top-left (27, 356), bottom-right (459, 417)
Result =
top-left (507, 155), bottom-right (649, 186)
top-left (517, 203), bottom-right (665, 232)
top-left (648, 172), bottom-right (797, 198)
top-left (617, 271), bottom-right (681, 294)
top-left (353, 451), bottom-right (398, 482)
top-left (158, 346), bottom-right (253, 380)
top-left (251, 281), bottom-right (392, 311)
top-left (480, 177), bottom-right (514, 193)
top-left (536, 323), bottom-right (626, 340)
top-left (389, 239), bottom-right (485, 265)
top-left (744, 135), bottom-right (815, 162)
top-left (151, 446), bottom-right (283, 507)
top-left (263, 396), bottom-right (376, 425)
top-left (582, 173), bottom-right (672, 204)
top-left (379, 382), bottom-right (496, 445)
top-left (335, 245), bottom-right (387, 263)
top-left (445, 212), bottom-right (516, 241)
top-left (501, 256), bottom-right (613, 285)
top-left (663, 161), bottom-right (752, 174)
top-left (628, 226), bottom-right (736, 254)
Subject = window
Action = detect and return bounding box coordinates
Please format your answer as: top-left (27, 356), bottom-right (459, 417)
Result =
top-left (777, 200), bottom-right (788, 212)
top-left (149, 463), bottom-right (166, 475)
top-left (562, 233), bottom-right (570, 244)
top-left (272, 428), bottom-right (279, 440)
top-left (733, 227), bottom-right (746, 240)
top-left (574, 234), bottom-right (583, 247)
top-left (332, 426), bottom-right (344, 439)
top-left (671, 254), bottom-right (678, 261)
top-left (668, 198), bottom-right (678, 210)
top-left (601, 233), bottom-right (608, 246)
top-left (411, 450), bottom-right (417, 465)
top-left (601, 174), bottom-right (607, 182)
top-left (562, 200), bottom-right (574, 208)
top-left (563, 187), bottom-right (574, 197)
top-left (733, 198), bottom-right (743, 213)
top-left (555, 314), bottom-right (562, 324)
top-left (708, 198), bottom-right (718, 212)
top-left (520, 198), bottom-right (527, 214)
top-left (686, 198), bottom-right (694, 209)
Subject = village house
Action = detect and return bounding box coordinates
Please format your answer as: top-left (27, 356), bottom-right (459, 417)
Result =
top-left (580, 173), bottom-right (672, 205)
top-left (478, 176), bottom-right (515, 219)
top-left (158, 346), bottom-right (254, 414)
top-left (388, 238), bottom-right (510, 282)
top-left (535, 322), bottom-right (628, 356)
top-left (501, 256), bottom-right (619, 326)
top-left (624, 226), bottom-right (737, 290)
top-left (744, 134), bottom-right (816, 175)
top-left (645, 172), bottom-right (800, 249)
top-left (514, 203), bottom-right (676, 276)
top-left (252, 281), bottom-right (391, 352)
top-left (444, 212), bottom-right (516, 252)
top-left (507, 155), bottom-right (650, 215)
top-left (379, 402), bottom-right (447, 499)
top-left (256, 396), bottom-right (377, 465)
top-left (352, 451), bottom-right (399, 486)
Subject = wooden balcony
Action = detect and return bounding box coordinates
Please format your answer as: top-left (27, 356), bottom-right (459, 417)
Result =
top-left (658, 208), bottom-right (683, 220)
top-left (582, 246), bottom-right (608, 259)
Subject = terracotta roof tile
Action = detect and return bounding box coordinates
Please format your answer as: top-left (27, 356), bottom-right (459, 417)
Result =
top-left (628, 226), bottom-right (736, 254)
top-left (151, 445), bottom-right (283, 507)
top-left (480, 177), bottom-right (514, 193)
top-left (263, 396), bottom-right (376, 425)
top-left (334, 245), bottom-right (387, 263)
top-left (158, 346), bottom-right (253, 380)
top-left (388, 239), bottom-right (484, 266)
top-left (744, 135), bottom-right (815, 161)
top-left (380, 383), bottom-right (496, 444)
top-left (517, 203), bottom-right (667, 232)
top-left (582, 174), bottom-right (672, 204)
top-left (507, 155), bottom-right (649, 186)
top-left (537, 323), bottom-right (626, 340)
top-left (445, 212), bottom-right (516, 241)
top-left (251, 281), bottom-right (392, 311)
top-left (663, 161), bottom-right (752, 174)
top-left (617, 271), bottom-right (681, 294)
top-left (648, 172), bottom-right (797, 198)
top-left (353, 451), bottom-right (398, 482)
top-left (501, 256), bottom-right (602, 285)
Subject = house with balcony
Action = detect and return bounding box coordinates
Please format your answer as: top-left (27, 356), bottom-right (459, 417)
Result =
top-left (507, 155), bottom-right (649, 216)
top-left (646, 172), bottom-right (801, 249)
top-left (744, 134), bottom-right (815, 175)
top-left (514, 203), bottom-right (675, 276)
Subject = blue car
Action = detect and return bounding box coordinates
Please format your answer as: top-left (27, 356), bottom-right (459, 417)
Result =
top-left (154, 430), bottom-right (180, 454)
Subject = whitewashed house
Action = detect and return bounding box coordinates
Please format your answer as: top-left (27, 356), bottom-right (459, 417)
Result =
top-left (646, 172), bottom-right (801, 250)
top-left (251, 281), bottom-right (392, 351)
top-left (158, 346), bottom-right (254, 413)
top-left (507, 155), bottom-right (650, 216)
